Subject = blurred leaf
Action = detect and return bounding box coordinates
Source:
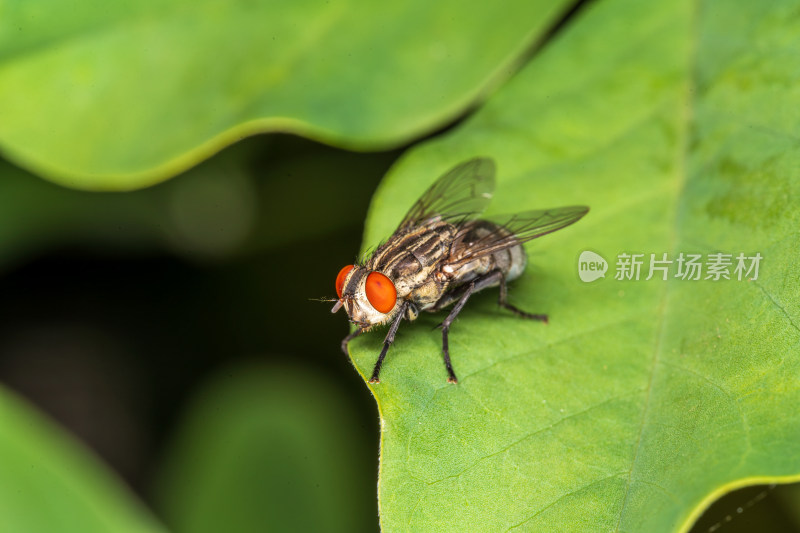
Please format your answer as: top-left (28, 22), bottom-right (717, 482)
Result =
top-left (154, 362), bottom-right (377, 533)
top-left (0, 136), bottom-right (393, 267)
top-left (691, 484), bottom-right (797, 533)
top-left (0, 0), bottom-right (573, 190)
top-left (775, 483), bottom-right (800, 529)
top-left (347, 0), bottom-right (800, 530)
top-left (0, 387), bottom-right (164, 532)
top-left (0, 158), bottom-right (167, 268)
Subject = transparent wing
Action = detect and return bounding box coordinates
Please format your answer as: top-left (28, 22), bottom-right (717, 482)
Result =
top-left (449, 205), bottom-right (589, 265)
top-left (397, 157), bottom-right (496, 230)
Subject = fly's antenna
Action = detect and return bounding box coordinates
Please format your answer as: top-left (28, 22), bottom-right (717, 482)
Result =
top-left (309, 296), bottom-right (339, 303)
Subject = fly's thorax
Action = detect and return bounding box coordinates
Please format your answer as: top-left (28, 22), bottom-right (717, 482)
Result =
top-left (340, 266), bottom-right (400, 329)
top-left (366, 221), bottom-right (456, 299)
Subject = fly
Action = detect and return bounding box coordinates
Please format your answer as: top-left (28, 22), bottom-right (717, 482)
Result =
top-left (331, 157), bottom-right (588, 384)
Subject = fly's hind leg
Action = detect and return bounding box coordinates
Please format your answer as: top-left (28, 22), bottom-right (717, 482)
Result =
top-left (498, 274), bottom-right (548, 323)
top-left (433, 269), bottom-right (546, 384)
top-left (439, 284), bottom-right (473, 384)
top-left (435, 269), bottom-right (506, 384)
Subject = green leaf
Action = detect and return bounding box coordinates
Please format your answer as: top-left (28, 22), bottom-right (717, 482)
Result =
top-left (0, 0), bottom-right (572, 190)
top-left (153, 362), bottom-right (377, 533)
top-left (347, 0), bottom-right (800, 530)
top-left (0, 387), bottom-right (165, 533)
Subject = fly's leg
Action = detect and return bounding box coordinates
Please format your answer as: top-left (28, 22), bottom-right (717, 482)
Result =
top-left (439, 283), bottom-right (474, 384)
top-left (340, 328), bottom-right (364, 355)
top-left (369, 300), bottom-right (410, 384)
top-left (498, 275), bottom-right (548, 323)
top-left (435, 269), bottom-right (504, 384)
top-left (433, 269), bottom-right (548, 383)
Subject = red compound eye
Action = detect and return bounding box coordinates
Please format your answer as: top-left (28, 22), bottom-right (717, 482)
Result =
top-left (336, 265), bottom-right (355, 298)
top-left (365, 272), bottom-right (397, 314)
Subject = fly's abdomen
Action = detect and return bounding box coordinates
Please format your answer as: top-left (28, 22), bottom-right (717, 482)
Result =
top-left (495, 240), bottom-right (527, 281)
top-left (447, 220), bottom-right (527, 287)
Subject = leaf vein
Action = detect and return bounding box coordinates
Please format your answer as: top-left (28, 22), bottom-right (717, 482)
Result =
top-left (614, 1), bottom-right (697, 526)
top-left (424, 389), bottom-right (644, 487)
top-left (505, 471), bottom-right (628, 532)
top-left (752, 280), bottom-right (800, 335)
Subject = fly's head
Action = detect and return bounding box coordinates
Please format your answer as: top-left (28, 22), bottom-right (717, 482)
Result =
top-left (332, 265), bottom-right (398, 330)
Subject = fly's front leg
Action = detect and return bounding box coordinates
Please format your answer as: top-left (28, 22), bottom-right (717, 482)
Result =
top-left (369, 300), bottom-right (410, 384)
top-left (341, 328), bottom-right (364, 355)
top-left (498, 275), bottom-right (548, 323)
